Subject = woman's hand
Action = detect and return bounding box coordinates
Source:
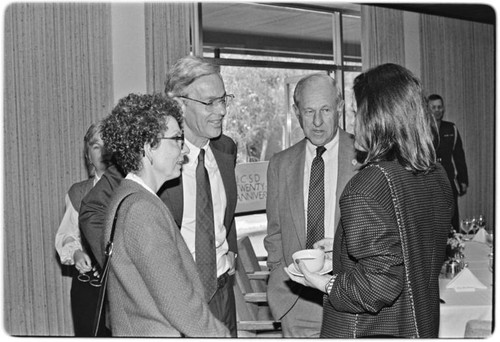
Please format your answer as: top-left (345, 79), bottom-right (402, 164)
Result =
top-left (284, 259), bottom-right (332, 293)
top-left (73, 250), bottom-right (92, 274)
top-left (313, 238), bottom-right (334, 253)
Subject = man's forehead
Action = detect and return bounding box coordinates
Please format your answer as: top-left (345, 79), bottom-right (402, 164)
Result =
top-left (429, 99), bottom-right (443, 106)
top-left (185, 74), bottom-right (224, 94)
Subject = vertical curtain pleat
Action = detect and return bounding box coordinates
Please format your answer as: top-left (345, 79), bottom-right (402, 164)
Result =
top-left (4, 3), bottom-right (113, 335)
top-left (361, 5), bottom-right (494, 229)
top-left (420, 15), bottom-right (495, 228)
top-left (361, 5), bottom-right (405, 69)
top-left (144, 2), bottom-right (193, 94)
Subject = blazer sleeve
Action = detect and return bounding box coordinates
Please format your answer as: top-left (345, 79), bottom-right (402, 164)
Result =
top-left (452, 128), bottom-right (468, 186)
top-left (328, 189), bottom-right (405, 314)
top-left (123, 200), bottom-right (229, 337)
top-left (79, 166), bottom-right (123, 267)
top-left (227, 138), bottom-right (238, 254)
top-left (263, 157), bottom-right (284, 272)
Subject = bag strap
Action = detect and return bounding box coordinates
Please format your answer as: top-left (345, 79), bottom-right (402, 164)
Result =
top-left (92, 193), bottom-right (131, 336)
top-left (369, 164), bottom-right (420, 338)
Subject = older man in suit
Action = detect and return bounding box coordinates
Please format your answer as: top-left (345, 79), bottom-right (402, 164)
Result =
top-left (264, 73), bottom-right (357, 337)
top-left (160, 55), bottom-right (238, 337)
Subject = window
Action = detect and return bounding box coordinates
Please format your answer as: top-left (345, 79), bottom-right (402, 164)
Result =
top-left (200, 2), bottom-right (362, 256)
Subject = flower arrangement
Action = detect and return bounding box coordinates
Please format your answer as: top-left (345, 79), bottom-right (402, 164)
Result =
top-left (446, 230), bottom-right (465, 260)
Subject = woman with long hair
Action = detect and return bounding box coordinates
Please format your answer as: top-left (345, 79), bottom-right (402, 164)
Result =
top-left (286, 63), bottom-right (453, 338)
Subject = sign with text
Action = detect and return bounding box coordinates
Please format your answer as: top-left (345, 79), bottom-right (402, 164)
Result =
top-left (235, 161), bottom-right (269, 213)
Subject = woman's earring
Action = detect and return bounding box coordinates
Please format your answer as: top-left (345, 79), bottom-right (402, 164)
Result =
top-left (147, 155), bottom-right (153, 166)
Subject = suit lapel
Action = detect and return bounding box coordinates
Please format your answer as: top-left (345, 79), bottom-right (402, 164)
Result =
top-left (158, 139), bottom-right (237, 230)
top-left (158, 177), bottom-right (184, 227)
top-left (287, 139), bottom-right (307, 249)
top-left (335, 130), bottom-right (358, 233)
top-left (211, 146), bottom-right (237, 227)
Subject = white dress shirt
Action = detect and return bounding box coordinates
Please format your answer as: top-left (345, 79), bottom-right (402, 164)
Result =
top-left (55, 175), bottom-right (100, 264)
top-left (180, 139), bottom-right (230, 277)
top-left (303, 132), bottom-right (339, 239)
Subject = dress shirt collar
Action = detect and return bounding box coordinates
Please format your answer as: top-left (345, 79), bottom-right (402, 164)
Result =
top-left (185, 138), bottom-right (213, 167)
top-left (125, 172), bottom-right (156, 195)
top-left (305, 130), bottom-right (339, 156)
top-left (92, 173), bottom-right (101, 186)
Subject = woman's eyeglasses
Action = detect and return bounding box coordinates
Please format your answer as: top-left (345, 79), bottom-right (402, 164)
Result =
top-left (159, 135), bottom-right (184, 148)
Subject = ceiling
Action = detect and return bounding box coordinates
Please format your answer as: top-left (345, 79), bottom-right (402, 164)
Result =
top-left (201, 2), bottom-right (495, 61)
top-left (202, 2), bottom-right (362, 60)
top-left (374, 3), bottom-right (495, 25)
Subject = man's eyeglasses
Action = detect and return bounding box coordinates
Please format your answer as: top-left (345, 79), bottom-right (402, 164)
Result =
top-left (159, 135), bottom-right (184, 148)
top-left (178, 94), bottom-right (235, 109)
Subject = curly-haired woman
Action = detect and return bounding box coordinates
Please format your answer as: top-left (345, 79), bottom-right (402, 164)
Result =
top-left (101, 93), bottom-right (229, 337)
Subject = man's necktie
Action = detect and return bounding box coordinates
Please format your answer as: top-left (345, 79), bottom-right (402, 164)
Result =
top-left (306, 146), bottom-right (326, 249)
top-left (195, 149), bottom-right (217, 301)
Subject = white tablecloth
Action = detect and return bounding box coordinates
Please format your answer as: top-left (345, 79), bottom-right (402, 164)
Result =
top-left (439, 241), bottom-right (493, 337)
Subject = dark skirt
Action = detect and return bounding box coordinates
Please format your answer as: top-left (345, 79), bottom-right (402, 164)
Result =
top-left (70, 274), bottom-right (110, 336)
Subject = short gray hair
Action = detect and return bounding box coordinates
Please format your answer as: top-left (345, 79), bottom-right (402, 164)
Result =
top-left (293, 73), bottom-right (342, 107)
top-left (164, 55), bottom-right (221, 97)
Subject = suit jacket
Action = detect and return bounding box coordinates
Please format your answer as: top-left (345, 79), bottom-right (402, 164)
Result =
top-left (79, 164), bottom-right (124, 267)
top-left (104, 180), bottom-right (229, 337)
top-left (436, 120), bottom-right (468, 193)
top-left (158, 134), bottom-right (239, 255)
top-left (80, 134), bottom-right (238, 268)
top-left (321, 161), bottom-right (453, 338)
top-left (264, 129), bottom-right (357, 320)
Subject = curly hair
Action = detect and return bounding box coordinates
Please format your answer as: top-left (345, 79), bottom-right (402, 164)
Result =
top-left (101, 93), bottom-right (183, 174)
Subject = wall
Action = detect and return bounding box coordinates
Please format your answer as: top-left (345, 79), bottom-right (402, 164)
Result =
top-left (419, 14), bottom-right (495, 227)
top-left (3, 2), bottom-right (495, 336)
top-left (3, 2), bottom-right (192, 336)
top-left (3, 3), bottom-right (113, 335)
top-left (361, 5), bottom-right (495, 230)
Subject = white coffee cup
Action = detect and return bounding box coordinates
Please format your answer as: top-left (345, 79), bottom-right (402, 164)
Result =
top-left (292, 249), bottom-right (325, 273)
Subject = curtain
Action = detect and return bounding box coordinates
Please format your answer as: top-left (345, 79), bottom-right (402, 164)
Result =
top-left (4, 3), bottom-right (113, 335)
top-left (361, 5), bottom-right (495, 228)
top-left (420, 15), bottom-right (495, 228)
top-left (144, 2), bottom-right (194, 94)
top-left (361, 5), bottom-right (405, 69)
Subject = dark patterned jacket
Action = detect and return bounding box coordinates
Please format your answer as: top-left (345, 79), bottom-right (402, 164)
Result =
top-left (321, 160), bottom-right (453, 338)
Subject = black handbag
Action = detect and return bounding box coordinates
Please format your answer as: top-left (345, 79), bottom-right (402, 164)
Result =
top-left (92, 195), bottom-right (130, 336)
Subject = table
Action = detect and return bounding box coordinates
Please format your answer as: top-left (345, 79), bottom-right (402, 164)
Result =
top-left (439, 241), bottom-right (493, 337)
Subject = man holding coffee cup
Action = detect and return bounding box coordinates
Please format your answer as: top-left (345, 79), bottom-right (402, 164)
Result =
top-left (264, 73), bottom-right (357, 337)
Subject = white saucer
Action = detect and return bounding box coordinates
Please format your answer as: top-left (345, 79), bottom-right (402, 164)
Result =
top-left (287, 262), bottom-right (333, 277)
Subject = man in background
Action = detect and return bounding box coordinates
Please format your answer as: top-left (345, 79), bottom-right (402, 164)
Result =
top-left (264, 73), bottom-right (357, 337)
top-left (428, 94), bottom-right (468, 232)
top-left (161, 55), bottom-right (238, 337)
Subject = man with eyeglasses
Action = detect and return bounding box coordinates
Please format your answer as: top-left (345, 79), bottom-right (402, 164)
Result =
top-left (160, 55), bottom-right (238, 337)
top-left (264, 73), bottom-right (358, 337)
